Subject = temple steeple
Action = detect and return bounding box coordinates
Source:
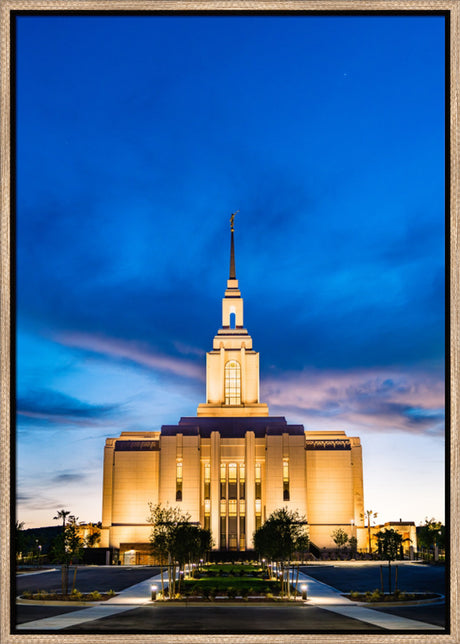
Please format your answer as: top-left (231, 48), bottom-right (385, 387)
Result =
top-left (229, 210), bottom-right (237, 279)
top-left (197, 213), bottom-right (268, 417)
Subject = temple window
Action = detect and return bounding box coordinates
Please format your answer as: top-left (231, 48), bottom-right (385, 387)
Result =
top-left (225, 360), bottom-right (241, 405)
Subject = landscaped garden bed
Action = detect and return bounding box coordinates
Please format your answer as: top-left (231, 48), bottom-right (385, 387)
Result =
top-left (344, 590), bottom-right (442, 603)
top-left (20, 589), bottom-right (117, 602)
top-left (156, 563), bottom-right (299, 601)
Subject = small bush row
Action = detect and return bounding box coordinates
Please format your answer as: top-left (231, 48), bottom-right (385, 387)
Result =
top-left (21, 589), bottom-right (116, 601)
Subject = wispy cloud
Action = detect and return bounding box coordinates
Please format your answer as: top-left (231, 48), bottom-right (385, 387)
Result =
top-left (17, 388), bottom-right (120, 427)
top-left (51, 471), bottom-right (87, 484)
top-left (55, 332), bottom-right (205, 382)
top-left (262, 367), bottom-right (445, 436)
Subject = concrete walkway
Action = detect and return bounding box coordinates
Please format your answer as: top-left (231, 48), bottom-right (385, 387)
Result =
top-left (16, 572), bottom-right (162, 630)
top-left (17, 570), bottom-right (444, 632)
top-left (297, 571), bottom-right (443, 630)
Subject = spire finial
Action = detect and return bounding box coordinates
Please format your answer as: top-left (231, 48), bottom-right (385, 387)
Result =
top-left (230, 210), bottom-right (239, 232)
top-left (229, 210), bottom-right (239, 279)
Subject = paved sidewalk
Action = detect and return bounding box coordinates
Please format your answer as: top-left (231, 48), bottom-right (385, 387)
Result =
top-left (16, 572), bottom-right (163, 630)
top-left (297, 571), bottom-right (443, 631)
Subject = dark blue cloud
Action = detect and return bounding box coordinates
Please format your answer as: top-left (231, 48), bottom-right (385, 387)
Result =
top-left (52, 472), bottom-right (87, 484)
top-left (17, 389), bottom-right (120, 424)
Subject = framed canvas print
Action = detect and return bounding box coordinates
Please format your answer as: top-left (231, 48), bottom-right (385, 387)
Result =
top-left (1, 1), bottom-right (458, 643)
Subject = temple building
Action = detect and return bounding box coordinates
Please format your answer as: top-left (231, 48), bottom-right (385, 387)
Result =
top-left (100, 219), bottom-right (367, 562)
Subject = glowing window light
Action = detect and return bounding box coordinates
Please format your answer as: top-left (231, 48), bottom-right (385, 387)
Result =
top-left (224, 360), bottom-right (241, 405)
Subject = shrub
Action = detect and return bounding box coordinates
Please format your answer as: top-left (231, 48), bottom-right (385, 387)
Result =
top-left (71, 588), bottom-right (83, 600)
top-left (22, 591), bottom-right (32, 599)
top-left (227, 586), bottom-right (237, 599)
top-left (89, 590), bottom-right (102, 601)
top-left (107, 589), bottom-right (116, 597)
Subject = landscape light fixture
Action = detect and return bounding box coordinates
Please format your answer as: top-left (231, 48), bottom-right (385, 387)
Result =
top-left (301, 584), bottom-right (307, 601)
top-left (150, 585), bottom-right (158, 601)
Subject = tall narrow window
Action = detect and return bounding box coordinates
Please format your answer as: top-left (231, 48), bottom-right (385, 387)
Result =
top-left (228, 463), bottom-right (237, 499)
top-left (204, 499), bottom-right (211, 531)
top-left (239, 463), bottom-right (245, 499)
top-left (255, 463), bottom-right (261, 500)
top-left (220, 500), bottom-right (226, 549)
top-left (225, 360), bottom-right (241, 405)
top-left (176, 461), bottom-right (183, 501)
top-left (283, 459), bottom-right (290, 501)
top-left (220, 463), bottom-right (226, 499)
top-left (255, 499), bottom-right (262, 531)
top-left (239, 500), bottom-right (246, 550)
top-left (229, 311), bottom-right (236, 329)
top-left (228, 500), bottom-right (237, 550)
top-left (204, 462), bottom-right (211, 500)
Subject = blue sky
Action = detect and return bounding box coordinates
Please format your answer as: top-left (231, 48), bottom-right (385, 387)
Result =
top-left (15, 13), bottom-right (446, 529)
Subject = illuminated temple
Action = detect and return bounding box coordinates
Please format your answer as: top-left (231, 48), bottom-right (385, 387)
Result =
top-left (100, 219), bottom-right (367, 563)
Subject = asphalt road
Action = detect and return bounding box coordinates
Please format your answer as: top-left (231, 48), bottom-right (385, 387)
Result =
top-left (16, 566), bottom-right (160, 595)
top-left (300, 562), bottom-right (447, 595)
top-left (59, 604), bottom-right (384, 633)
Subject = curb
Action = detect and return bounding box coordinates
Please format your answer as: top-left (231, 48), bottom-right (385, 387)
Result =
top-left (347, 595), bottom-right (445, 607)
top-left (17, 596), bottom-right (117, 607)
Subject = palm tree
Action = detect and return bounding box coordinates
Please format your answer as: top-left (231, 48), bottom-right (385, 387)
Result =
top-left (54, 509), bottom-right (70, 532)
top-left (360, 509), bottom-right (378, 554)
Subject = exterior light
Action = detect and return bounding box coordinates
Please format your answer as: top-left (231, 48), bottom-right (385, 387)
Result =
top-left (151, 584), bottom-right (158, 601)
top-left (301, 584), bottom-right (307, 600)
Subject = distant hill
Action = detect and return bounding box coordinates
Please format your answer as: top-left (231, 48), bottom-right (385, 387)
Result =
top-left (21, 525), bottom-right (61, 553)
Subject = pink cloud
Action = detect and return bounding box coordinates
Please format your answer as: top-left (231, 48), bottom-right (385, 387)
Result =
top-left (55, 332), bottom-right (205, 382)
top-left (261, 367), bottom-right (445, 436)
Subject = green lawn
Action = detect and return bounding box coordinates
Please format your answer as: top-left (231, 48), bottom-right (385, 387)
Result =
top-left (181, 576), bottom-right (282, 597)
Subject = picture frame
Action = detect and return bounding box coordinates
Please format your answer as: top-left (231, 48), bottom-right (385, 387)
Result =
top-left (1, 1), bottom-right (458, 642)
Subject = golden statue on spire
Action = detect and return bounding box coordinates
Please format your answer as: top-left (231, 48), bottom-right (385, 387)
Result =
top-left (230, 210), bottom-right (239, 232)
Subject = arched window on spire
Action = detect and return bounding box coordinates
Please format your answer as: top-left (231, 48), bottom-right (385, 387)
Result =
top-left (225, 360), bottom-right (241, 405)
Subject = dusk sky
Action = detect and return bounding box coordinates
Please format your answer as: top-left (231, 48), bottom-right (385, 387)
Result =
top-left (15, 13), bottom-right (446, 530)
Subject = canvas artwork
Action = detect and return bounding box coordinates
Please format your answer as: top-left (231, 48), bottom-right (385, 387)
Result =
top-left (9, 6), bottom-right (448, 640)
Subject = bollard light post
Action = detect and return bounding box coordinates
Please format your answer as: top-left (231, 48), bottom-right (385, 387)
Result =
top-left (151, 585), bottom-right (158, 601)
top-left (301, 584), bottom-right (307, 601)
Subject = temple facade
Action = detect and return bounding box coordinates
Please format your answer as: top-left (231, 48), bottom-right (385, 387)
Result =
top-left (100, 220), bottom-right (367, 562)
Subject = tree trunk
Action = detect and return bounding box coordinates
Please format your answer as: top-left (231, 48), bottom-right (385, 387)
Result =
top-left (388, 560), bottom-right (392, 594)
top-left (167, 556), bottom-right (172, 599)
top-left (71, 566), bottom-right (78, 593)
top-left (160, 562), bottom-right (165, 597)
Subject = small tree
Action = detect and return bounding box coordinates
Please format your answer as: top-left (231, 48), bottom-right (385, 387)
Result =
top-left (349, 536), bottom-right (358, 557)
top-left (418, 518), bottom-right (444, 554)
top-left (84, 523), bottom-right (101, 547)
top-left (147, 503), bottom-right (212, 598)
top-left (253, 507), bottom-right (309, 598)
top-left (15, 521), bottom-right (30, 565)
top-left (51, 513), bottom-right (84, 595)
top-left (331, 528), bottom-right (349, 553)
top-left (375, 528), bottom-right (403, 593)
